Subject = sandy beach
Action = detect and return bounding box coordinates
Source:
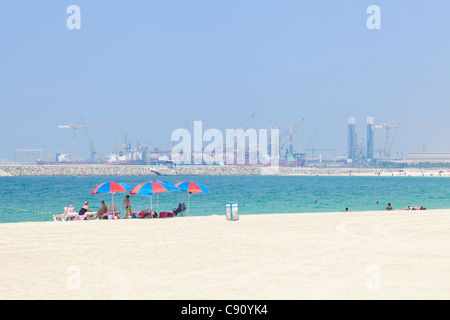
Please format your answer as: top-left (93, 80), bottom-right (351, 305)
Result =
top-left (1, 210), bottom-right (449, 300)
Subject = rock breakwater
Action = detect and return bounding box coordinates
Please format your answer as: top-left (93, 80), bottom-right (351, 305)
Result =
top-left (1, 165), bottom-right (446, 177)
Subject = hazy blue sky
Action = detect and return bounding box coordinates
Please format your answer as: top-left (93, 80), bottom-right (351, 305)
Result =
top-left (1, 1), bottom-right (450, 161)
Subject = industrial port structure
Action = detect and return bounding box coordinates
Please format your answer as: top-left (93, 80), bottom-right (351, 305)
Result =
top-left (12, 115), bottom-right (447, 167)
top-left (32, 114), bottom-right (309, 167)
top-left (347, 116), bottom-right (439, 165)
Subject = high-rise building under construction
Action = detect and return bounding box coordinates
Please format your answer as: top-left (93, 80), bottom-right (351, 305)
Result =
top-left (366, 116), bottom-right (375, 161)
top-left (348, 117), bottom-right (356, 161)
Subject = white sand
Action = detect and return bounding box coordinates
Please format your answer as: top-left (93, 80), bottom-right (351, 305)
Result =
top-left (1, 210), bottom-right (449, 300)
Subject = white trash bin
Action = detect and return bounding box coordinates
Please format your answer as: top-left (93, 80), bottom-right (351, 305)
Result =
top-left (226, 202), bottom-right (239, 221)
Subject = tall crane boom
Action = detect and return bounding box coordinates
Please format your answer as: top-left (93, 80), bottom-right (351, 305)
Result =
top-left (281, 118), bottom-right (304, 149)
top-left (81, 117), bottom-right (98, 162)
top-left (225, 113), bottom-right (256, 149)
top-left (58, 121), bottom-right (119, 164)
top-left (235, 113), bottom-right (255, 147)
top-left (128, 110), bottom-right (147, 145)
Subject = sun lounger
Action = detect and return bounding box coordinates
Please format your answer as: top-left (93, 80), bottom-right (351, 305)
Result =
top-left (53, 207), bottom-right (69, 221)
top-left (74, 214), bottom-right (87, 221)
top-left (53, 206), bottom-right (77, 221)
top-left (85, 211), bottom-right (96, 220)
top-left (65, 210), bottom-right (78, 220)
top-left (74, 211), bottom-right (96, 220)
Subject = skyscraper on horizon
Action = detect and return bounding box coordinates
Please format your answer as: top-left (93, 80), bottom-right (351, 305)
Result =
top-left (367, 116), bottom-right (375, 161)
top-left (348, 117), bottom-right (356, 161)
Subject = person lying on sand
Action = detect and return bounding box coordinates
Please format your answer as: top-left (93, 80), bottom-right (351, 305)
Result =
top-left (400, 206), bottom-right (426, 211)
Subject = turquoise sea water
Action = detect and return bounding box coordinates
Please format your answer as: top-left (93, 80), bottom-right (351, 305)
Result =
top-left (1, 175), bottom-right (450, 223)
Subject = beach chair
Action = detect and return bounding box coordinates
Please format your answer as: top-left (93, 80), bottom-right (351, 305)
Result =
top-left (74, 210), bottom-right (96, 221)
top-left (85, 211), bottom-right (96, 220)
top-left (64, 207), bottom-right (78, 221)
top-left (172, 203), bottom-right (186, 217)
top-left (53, 206), bottom-right (73, 221)
top-left (103, 205), bottom-right (121, 219)
top-left (74, 213), bottom-right (87, 221)
top-left (105, 212), bottom-right (120, 219)
top-left (53, 206), bottom-right (77, 221)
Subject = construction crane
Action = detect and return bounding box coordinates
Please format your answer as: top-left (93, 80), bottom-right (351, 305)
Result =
top-left (58, 121), bottom-right (119, 164)
top-left (220, 113), bottom-right (255, 164)
top-left (81, 117), bottom-right (97, 162)
top-left (128, 110), bottom-right (147, 146)
top-left (235, 112), bottom-right (255, 148)
top-left (281, 119), bottom-right (304, 150)
top-left (121, 111), bottom-right (146, 158)
top-left (371, 123), bottom-right (434, 161)
top-left (423, 123), bottom-right (437, 151)
top-left (225, 113), bottom-right (255, 149)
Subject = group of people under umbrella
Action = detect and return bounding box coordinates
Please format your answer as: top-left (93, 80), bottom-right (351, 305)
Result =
top-left (90, 180), bottom-right (210, 218)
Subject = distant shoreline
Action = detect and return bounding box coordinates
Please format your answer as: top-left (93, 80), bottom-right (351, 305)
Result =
top-left (1, 165), bottom-right (449, 177)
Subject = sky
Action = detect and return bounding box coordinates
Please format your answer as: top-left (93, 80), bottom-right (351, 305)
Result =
top-left (1, 1), bottom-right (450, 161)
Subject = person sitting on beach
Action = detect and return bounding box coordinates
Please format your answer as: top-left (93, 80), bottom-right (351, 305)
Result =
top-left (79, 201), bottom-right (91, 216)
top-left (386, 203), bottom-right (393, 210)
top-left (66, 205), bottom-right (77, 220)
top-left (95, 201), bottom-right (108, 220)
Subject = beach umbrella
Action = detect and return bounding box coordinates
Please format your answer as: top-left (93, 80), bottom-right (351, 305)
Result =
top-left (155, 180), bottom-right (179, 191)
top-left (91, 181), bottom-right (132, 213)
top-left (175, 181), bottom-right (210, 216)
top-left (130, 181), bottom-right (169, 211)
top-left (153, 180), bottom-right (179, 212)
